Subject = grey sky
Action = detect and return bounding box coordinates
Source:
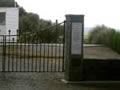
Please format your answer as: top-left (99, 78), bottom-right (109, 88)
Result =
top-left (15, 0), bottom-right (120, 29)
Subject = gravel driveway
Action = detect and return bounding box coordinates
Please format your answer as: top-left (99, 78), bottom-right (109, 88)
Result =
top-left (1, 72), bottom-right (120, 90)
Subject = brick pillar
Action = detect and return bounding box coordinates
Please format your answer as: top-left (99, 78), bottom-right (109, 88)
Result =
top-left (64, 15), bottom-right (84, 82)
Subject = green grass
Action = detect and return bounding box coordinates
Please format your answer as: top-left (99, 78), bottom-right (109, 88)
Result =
top-left (84, 34), bottom-right (89, 44)
top-left (84, 34), bottom-right (89, 40)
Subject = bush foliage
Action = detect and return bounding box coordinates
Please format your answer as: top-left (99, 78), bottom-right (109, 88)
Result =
top-left (18, 6), bottom-right (64, 43)
top-left (88, 25), bottom-right (120, 54)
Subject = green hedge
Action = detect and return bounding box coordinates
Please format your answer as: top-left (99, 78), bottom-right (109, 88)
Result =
top-left (104, 30), bottom-right (120, 54)
top-left (88, 26), bottom-right (120, 54)
top-left (108, 31), bottom-right (120, 53)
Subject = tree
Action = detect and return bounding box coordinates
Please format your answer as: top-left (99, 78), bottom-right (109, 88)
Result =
top-left (19, 7), bottom-right (27, 17)
top-left (18, 3), bottom-right (64, 43)
top-left (88, 25), bottom-right (110, 44)
top-left (19, 13), bottom-right (40, 34)
top-left (37, 19), bottom-right (64, 43)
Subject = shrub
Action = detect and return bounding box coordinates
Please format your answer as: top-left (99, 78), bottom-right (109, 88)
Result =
top-left (88, 25), bottom-right (120, 54)
top-left (88, 25), bottom-right (110, 44)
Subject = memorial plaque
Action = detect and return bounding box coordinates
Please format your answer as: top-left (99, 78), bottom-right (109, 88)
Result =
top-left (71, 23), bottom-right (82, 55)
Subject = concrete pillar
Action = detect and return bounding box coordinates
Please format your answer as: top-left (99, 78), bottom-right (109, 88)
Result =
top-left (64, 15), bottom-right (84, 82)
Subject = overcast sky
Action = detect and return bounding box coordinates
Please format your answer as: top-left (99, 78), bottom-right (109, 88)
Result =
top-left (15, 0), bottom-right (120, 29)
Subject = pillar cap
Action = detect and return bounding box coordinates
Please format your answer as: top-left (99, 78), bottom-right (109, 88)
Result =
top-left (65, 14), bottom-right (84, 17)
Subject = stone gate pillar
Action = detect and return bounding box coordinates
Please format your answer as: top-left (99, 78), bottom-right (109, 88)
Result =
top-left (63, 15), bottom-right (84, 82)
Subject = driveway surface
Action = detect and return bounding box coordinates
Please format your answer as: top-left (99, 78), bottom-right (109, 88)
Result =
top-left (0, 72), bottom-right (120, 90)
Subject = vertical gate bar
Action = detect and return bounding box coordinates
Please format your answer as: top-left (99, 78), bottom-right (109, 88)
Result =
top-left (12, 38), bottom-right (15, 71)
top-left (19, 35), bottom-right (22, 72)
top-left (38, 24), bottom-right (41, 72)
top-left (62, 21), bottom-right (65, 72)
top-left (31, 37), bottom-right (34, 72)
top-left (18, 32), bottom-right (21, 72)
top-left (8, 30), bottom-right (11, 71)
top-left (46, 29), bottom-right (49, 72)
top-left (23, 34), bottom-right (26, 71)
top-left (4, 36), bottom-right (6, 72)
top-left (27, 37), bottom-right (30, 72)
top-left (16, 34), bottom-right (18, 71)
top-left (58, 35), bottom-right (61, 72)
top-left (2, 35), bottom-right (6, 72)
top-left (10, 36), bottom-right (13, 71)
top-left (39, 40), bottom-right (42, 72)
top-left (54, 20), bottom-right (58, 72)
top-left (1, 36), bottom-right (3, 72)
top-left (23, 35), bottom-right (25, 71)
top-left (0, 37), bottom-right (3, 72)
top-left (51, 41), bottom-right (53, 72)
top-left (54, 39), bottom-right (57, 72)
top-left (35, 37), bottom-right (38, 72)
top-left (58, 24), bottom-right (61, 72)
top-left (15, 30), bottom-right (18, 71)
top-left (47, 42), bottom-right (49, 72)
top-left (5, 36), bottom-right (7, 72)
top-left (43, 41), bottom-right (45, 72)
top-left (10, 35), bottom-right (13, 71)
top-left (9, 31), bottom-right (12, 71)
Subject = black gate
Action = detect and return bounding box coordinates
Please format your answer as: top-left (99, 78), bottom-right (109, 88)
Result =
top-left (0, 21), bottom-right (65, 72)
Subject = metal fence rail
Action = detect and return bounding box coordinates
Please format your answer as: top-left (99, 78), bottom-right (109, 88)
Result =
top-left (0, 21), bottom-right (65, 72)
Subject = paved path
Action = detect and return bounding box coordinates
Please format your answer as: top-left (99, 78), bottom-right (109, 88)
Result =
top-left (84, 46), bottom-right (120, 59)
top-left (0, 72), bottom-right (120, 90)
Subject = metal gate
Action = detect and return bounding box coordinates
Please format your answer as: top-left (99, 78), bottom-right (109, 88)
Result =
top-left (0, 21), bottom-right (65, 72)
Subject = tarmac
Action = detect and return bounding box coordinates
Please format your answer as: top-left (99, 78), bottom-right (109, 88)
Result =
top-left (0, 72), bottom-right (120, 90)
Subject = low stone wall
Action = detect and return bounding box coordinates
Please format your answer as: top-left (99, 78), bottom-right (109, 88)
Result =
top-left (83, 58), bottom-right (120, 81)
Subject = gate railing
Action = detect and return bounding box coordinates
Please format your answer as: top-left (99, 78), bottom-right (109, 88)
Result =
top-left (0, 21), bottom-right (65, 72)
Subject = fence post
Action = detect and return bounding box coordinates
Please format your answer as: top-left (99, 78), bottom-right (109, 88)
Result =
top-left (63, 15), bottom-right (84, 82)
